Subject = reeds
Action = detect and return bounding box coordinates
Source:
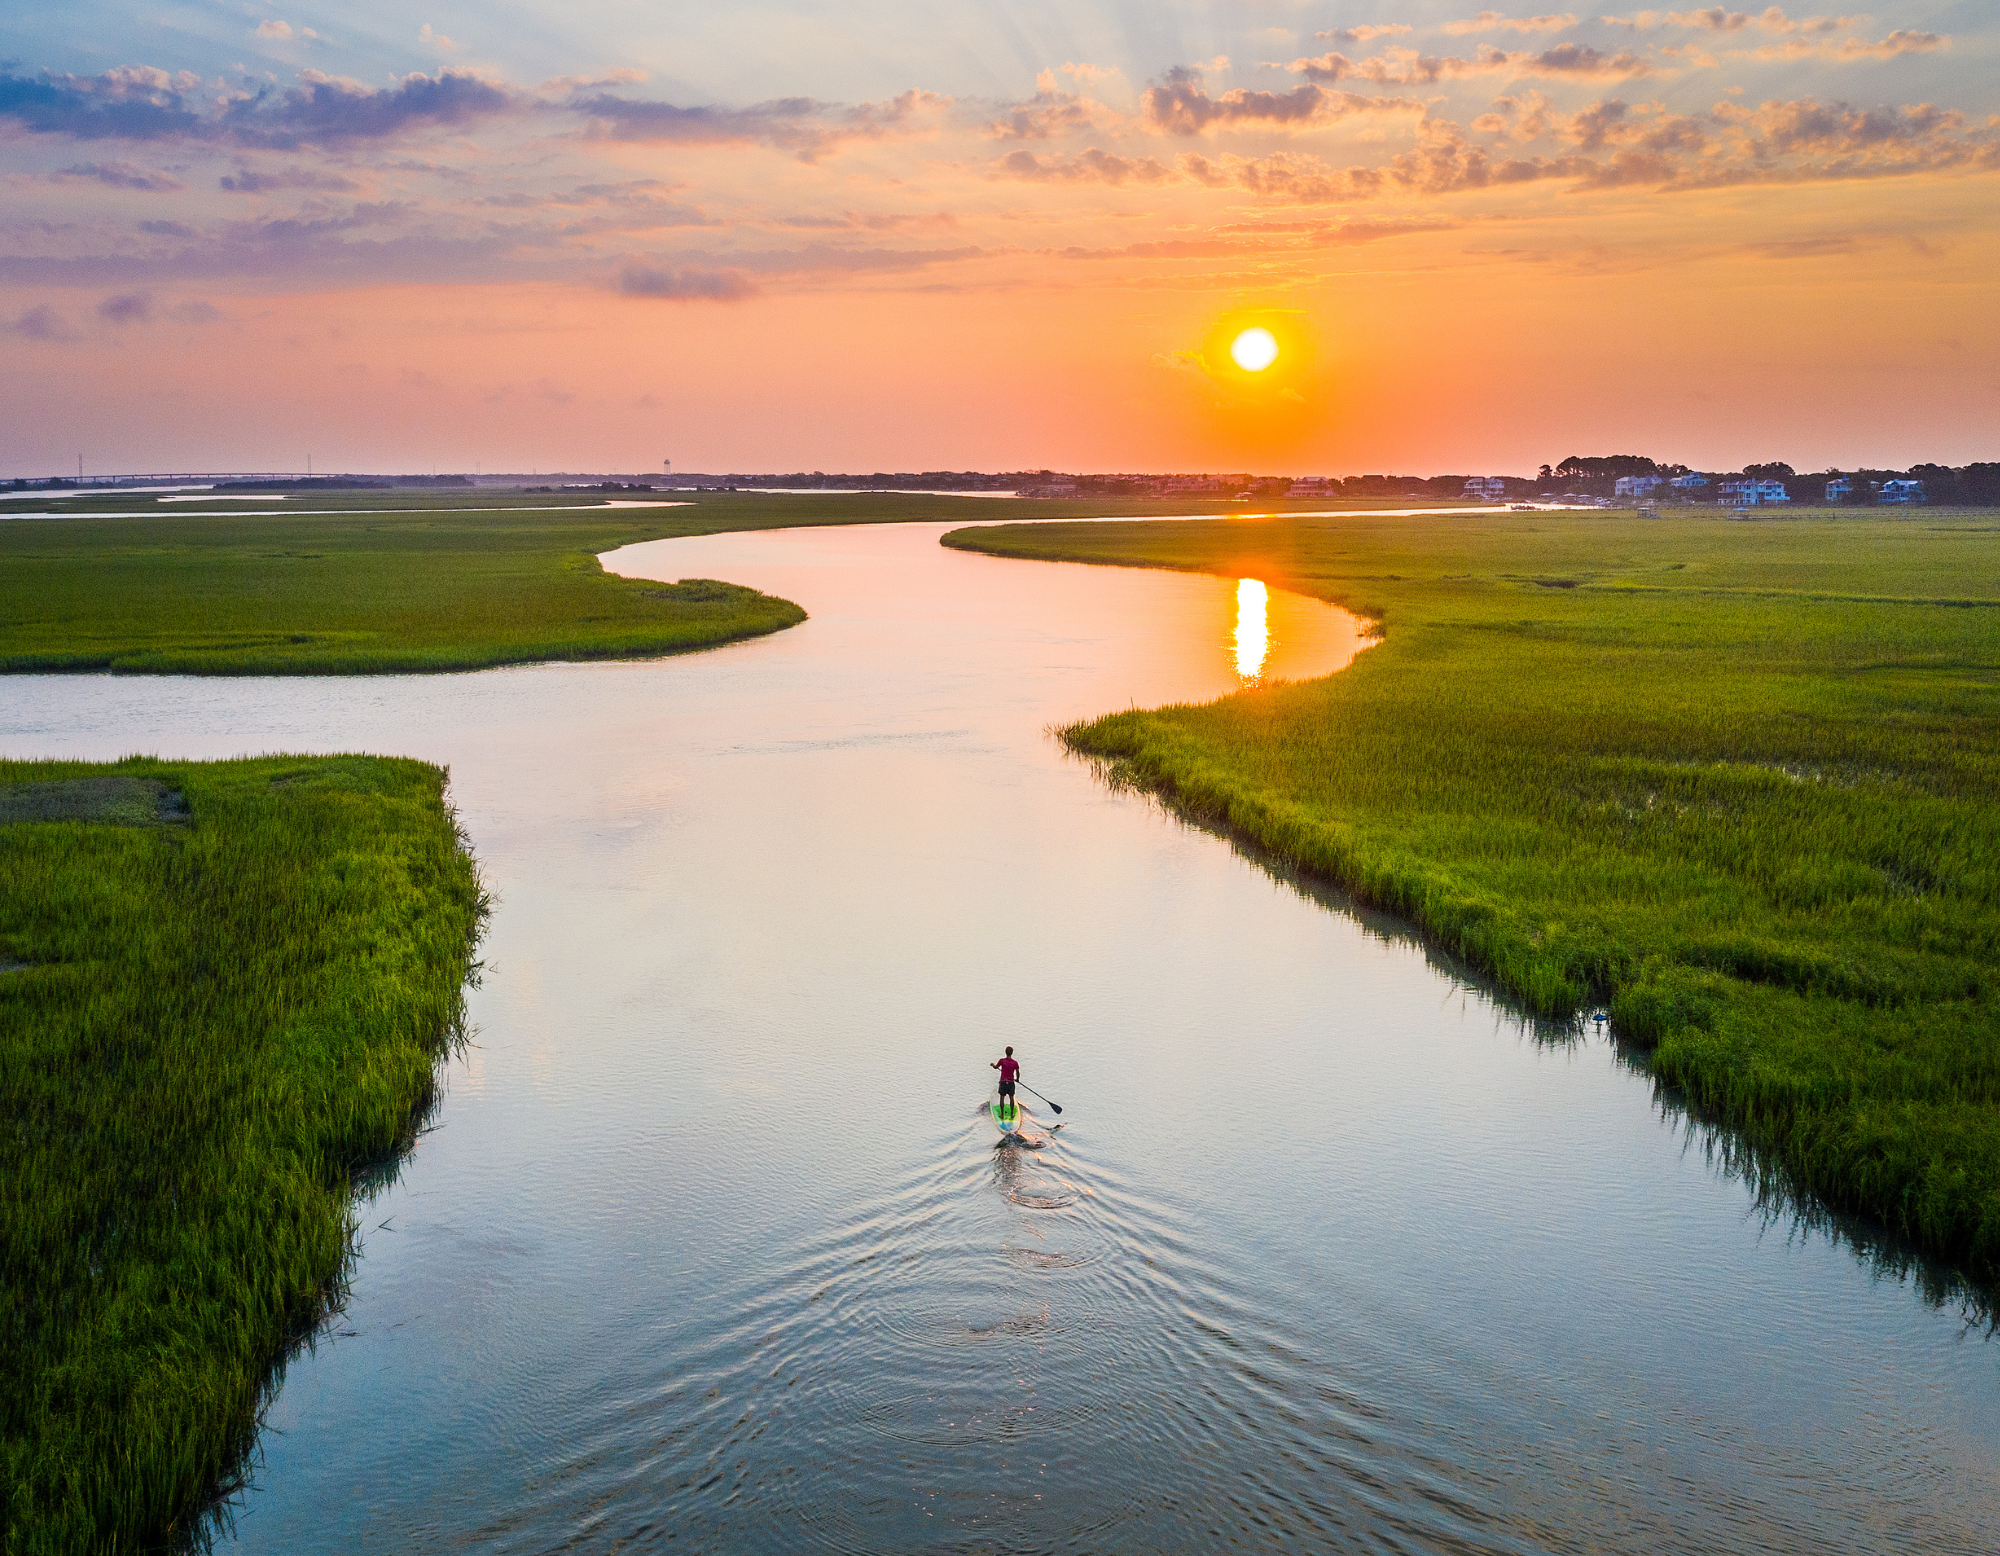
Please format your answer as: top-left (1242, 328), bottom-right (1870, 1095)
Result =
top-left (948, 507), bottom-right (2000, 1283)
top-left (0, 755), bottom-right (486, 1551)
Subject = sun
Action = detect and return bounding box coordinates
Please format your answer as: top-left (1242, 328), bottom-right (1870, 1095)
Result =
top-left (1192, 308), bottom-right (1312, 410)
top-left (1230, 327), bottom-right (1279, 373)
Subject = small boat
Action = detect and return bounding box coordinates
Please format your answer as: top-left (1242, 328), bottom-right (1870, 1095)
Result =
top-left (1510, 502), bottom-right (1536, 511)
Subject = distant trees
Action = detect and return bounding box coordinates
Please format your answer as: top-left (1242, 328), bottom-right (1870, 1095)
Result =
top-left (1907, 463), bottom-right (2000, 505)
top-left (1554, 455), bottom-right (1660, 482)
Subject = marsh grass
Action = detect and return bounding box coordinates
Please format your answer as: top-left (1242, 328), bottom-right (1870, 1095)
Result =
top-left (0, 754), bottom-right (487, 1552)
top-left (0, 488), bottom-right (976, 675)
top-left (1114, 749), bottom-right (2000, 1325)
top-left (948, 507), bottom-right (2000, 1284)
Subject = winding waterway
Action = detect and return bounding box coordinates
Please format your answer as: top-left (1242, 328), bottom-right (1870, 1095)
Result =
top-left (6, 518), bottom-right (1998, 1552)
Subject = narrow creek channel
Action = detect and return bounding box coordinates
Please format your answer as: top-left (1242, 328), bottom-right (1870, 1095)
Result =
top-left (5, 518), bottom-right (1997, 1553)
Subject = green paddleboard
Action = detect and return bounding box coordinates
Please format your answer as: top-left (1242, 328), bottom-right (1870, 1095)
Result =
top-left (991, 1101), bottom-right (1020, 1133)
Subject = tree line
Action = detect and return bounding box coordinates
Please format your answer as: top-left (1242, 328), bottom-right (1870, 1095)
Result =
top-left (1535, 456), bottom-right (2000, 504)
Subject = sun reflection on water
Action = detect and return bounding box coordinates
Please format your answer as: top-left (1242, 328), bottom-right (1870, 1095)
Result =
top-left (1234, 578), bottom-right (1269, 683)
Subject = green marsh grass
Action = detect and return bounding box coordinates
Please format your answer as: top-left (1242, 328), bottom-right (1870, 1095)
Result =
top-left (0, 755), bottom-right (486, 1552)
top-left (0, 488), bottom-right (981, 675)
top-left (945, 507), bottom-right (2000, 1282)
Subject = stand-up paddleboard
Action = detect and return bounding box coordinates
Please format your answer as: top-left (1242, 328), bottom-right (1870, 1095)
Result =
top-left (991, 1100), bottom-right (1021, 1136)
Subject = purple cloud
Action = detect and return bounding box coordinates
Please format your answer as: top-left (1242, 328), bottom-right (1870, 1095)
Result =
top-left (574, 87), bottom-right (943, 161)
top-left (54, 160), bottom-right (185, 191)
top-left (1143, 67), bottom-right (1335, 134)
top-left (8, 304), bottom-right (81, 341)
top-left (97, 291), bottom-right (153, 323)
top-left (996, 147), bottom-right (1175, 185)
top-left (0, 66), bottom-right (517, 149)
top-left (219, 165), bottom-right (361, 192)
top-left (617, 264), bottom-right (759, 300)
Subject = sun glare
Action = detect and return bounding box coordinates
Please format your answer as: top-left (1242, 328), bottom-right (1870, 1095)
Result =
top-left (1234, 578), bottom-right (1269, 681)
top-left (1230, 328), bottom-right (1279, 373)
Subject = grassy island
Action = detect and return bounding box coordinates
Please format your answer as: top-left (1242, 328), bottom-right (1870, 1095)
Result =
top-left (0, 755), bottom-right (485, 1553)
top-left (946, 507), bottom-right (2000, 1284)
top-left (0, 488), bottom-right (927, 676)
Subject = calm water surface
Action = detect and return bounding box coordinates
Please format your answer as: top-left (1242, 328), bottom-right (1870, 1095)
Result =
top-left (5, 519), bottom-right (1997, 1553)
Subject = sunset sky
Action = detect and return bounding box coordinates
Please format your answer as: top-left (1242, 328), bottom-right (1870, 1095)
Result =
top-left (3, 2), bottom-right (1993, 476)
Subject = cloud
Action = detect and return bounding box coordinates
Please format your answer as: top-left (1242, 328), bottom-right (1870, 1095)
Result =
top-left (1187, 142), bottom-right (1598, 204)
top-left (1055, 237), bottom-right (1246, 261)
top-left (1443, 13), bottom-right (1579, 35)
top-left (995, 147), bottom-right (1175, 185)
top-left (218, 164), bottom-right (360, 192)
top-left (574, 87), bottom-right (947, 161)
top-left (1132, 79), bottom-right (2000, 207)
top-left (1291, 43), bottom-right (1656, 85)
top-left (1716, 96), bottom-right (1982, 161)
top-left (1846, 28), bottom-right (1948, 57)
top-left (0, 66), bottom-right (206, 141)
top-left (1316, 25), bottom-right (1413, 43)
top-left (52, 160), bottom-right (184, 191)
top-left (1472, 91), bottom-right (1556, 140)
top-left (97, 291), bottom-right (153, 323)
top-left (616, 263), bottom-right (759, 300)
top-left (1601, 8), bottom-right (1861, 31)
top-left (537, 69), bottom-right (648, 93)
top-left (987, 84), bottom-right (1104, 141)
top-left (1142, 66), bottom-right (1425, 134)
top-left (0, 66), bottom-right (517, 148)
top-left (1748, 235), bottom-right (1855, 258)
top-left (1746, 30), bottom-right (1950, 62)
top-left (8, 304), bottom-right (79, 341)
top-left (772, 209), bottom-right (956, 231)
top-left (1230, 216), bottom-right (1458, 246)
top-left (419, 24), bottom-right (458, 52)
top-left (0, 225), bottom-right (529, 290)
top-left (255, 21), bottom-right (293, 41)
top-left (242, 70), bottom-right (516, 146)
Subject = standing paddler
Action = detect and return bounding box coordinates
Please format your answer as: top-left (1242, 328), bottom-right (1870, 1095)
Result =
top-left (991, 1046), bottom-right (1020, 1120)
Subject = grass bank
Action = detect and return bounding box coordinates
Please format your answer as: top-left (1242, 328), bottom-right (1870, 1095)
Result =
top-left (0, 755), bottom-right (486, 1552)
top-left (0, 488), bottom-right (1006, 676)
top-left (945, 507), bottom-right (2000, 1282)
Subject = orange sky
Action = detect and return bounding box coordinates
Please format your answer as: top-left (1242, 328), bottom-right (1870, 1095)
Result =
top-left (2, 4), bottom-right (1994, 475)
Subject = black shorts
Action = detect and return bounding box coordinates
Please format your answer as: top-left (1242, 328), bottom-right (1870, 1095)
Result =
top-left (998, 1081), bottom-right (1016, 1098)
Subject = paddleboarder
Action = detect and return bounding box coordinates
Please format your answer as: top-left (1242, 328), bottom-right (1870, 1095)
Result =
top-left (991, 1046), bottom-right (1020, 1118)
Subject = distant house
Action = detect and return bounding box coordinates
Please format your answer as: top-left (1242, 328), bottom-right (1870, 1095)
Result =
top-left (1288, 476), bottom-right (1338, 497)
top-left (1463, 476), bottom-right (1507, 500)
top-left (1613, 474), bottom-right (1663, 499)
top-left (1718, 479), bottom-right (1791, 508)
top-left (1879, 479), bottom-right (1926, 504)
top-left (1669, 472), bottom-right (1709, 491)
top-left (1825, 478), bottom-right (1854, 502)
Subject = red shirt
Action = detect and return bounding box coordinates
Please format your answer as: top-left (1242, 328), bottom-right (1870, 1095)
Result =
top-left (994, 1057), bottom-right (1020, 1083)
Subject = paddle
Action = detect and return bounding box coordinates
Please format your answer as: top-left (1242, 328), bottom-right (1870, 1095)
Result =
top-left (1018, 1081), bottom-right (1062, 1115)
